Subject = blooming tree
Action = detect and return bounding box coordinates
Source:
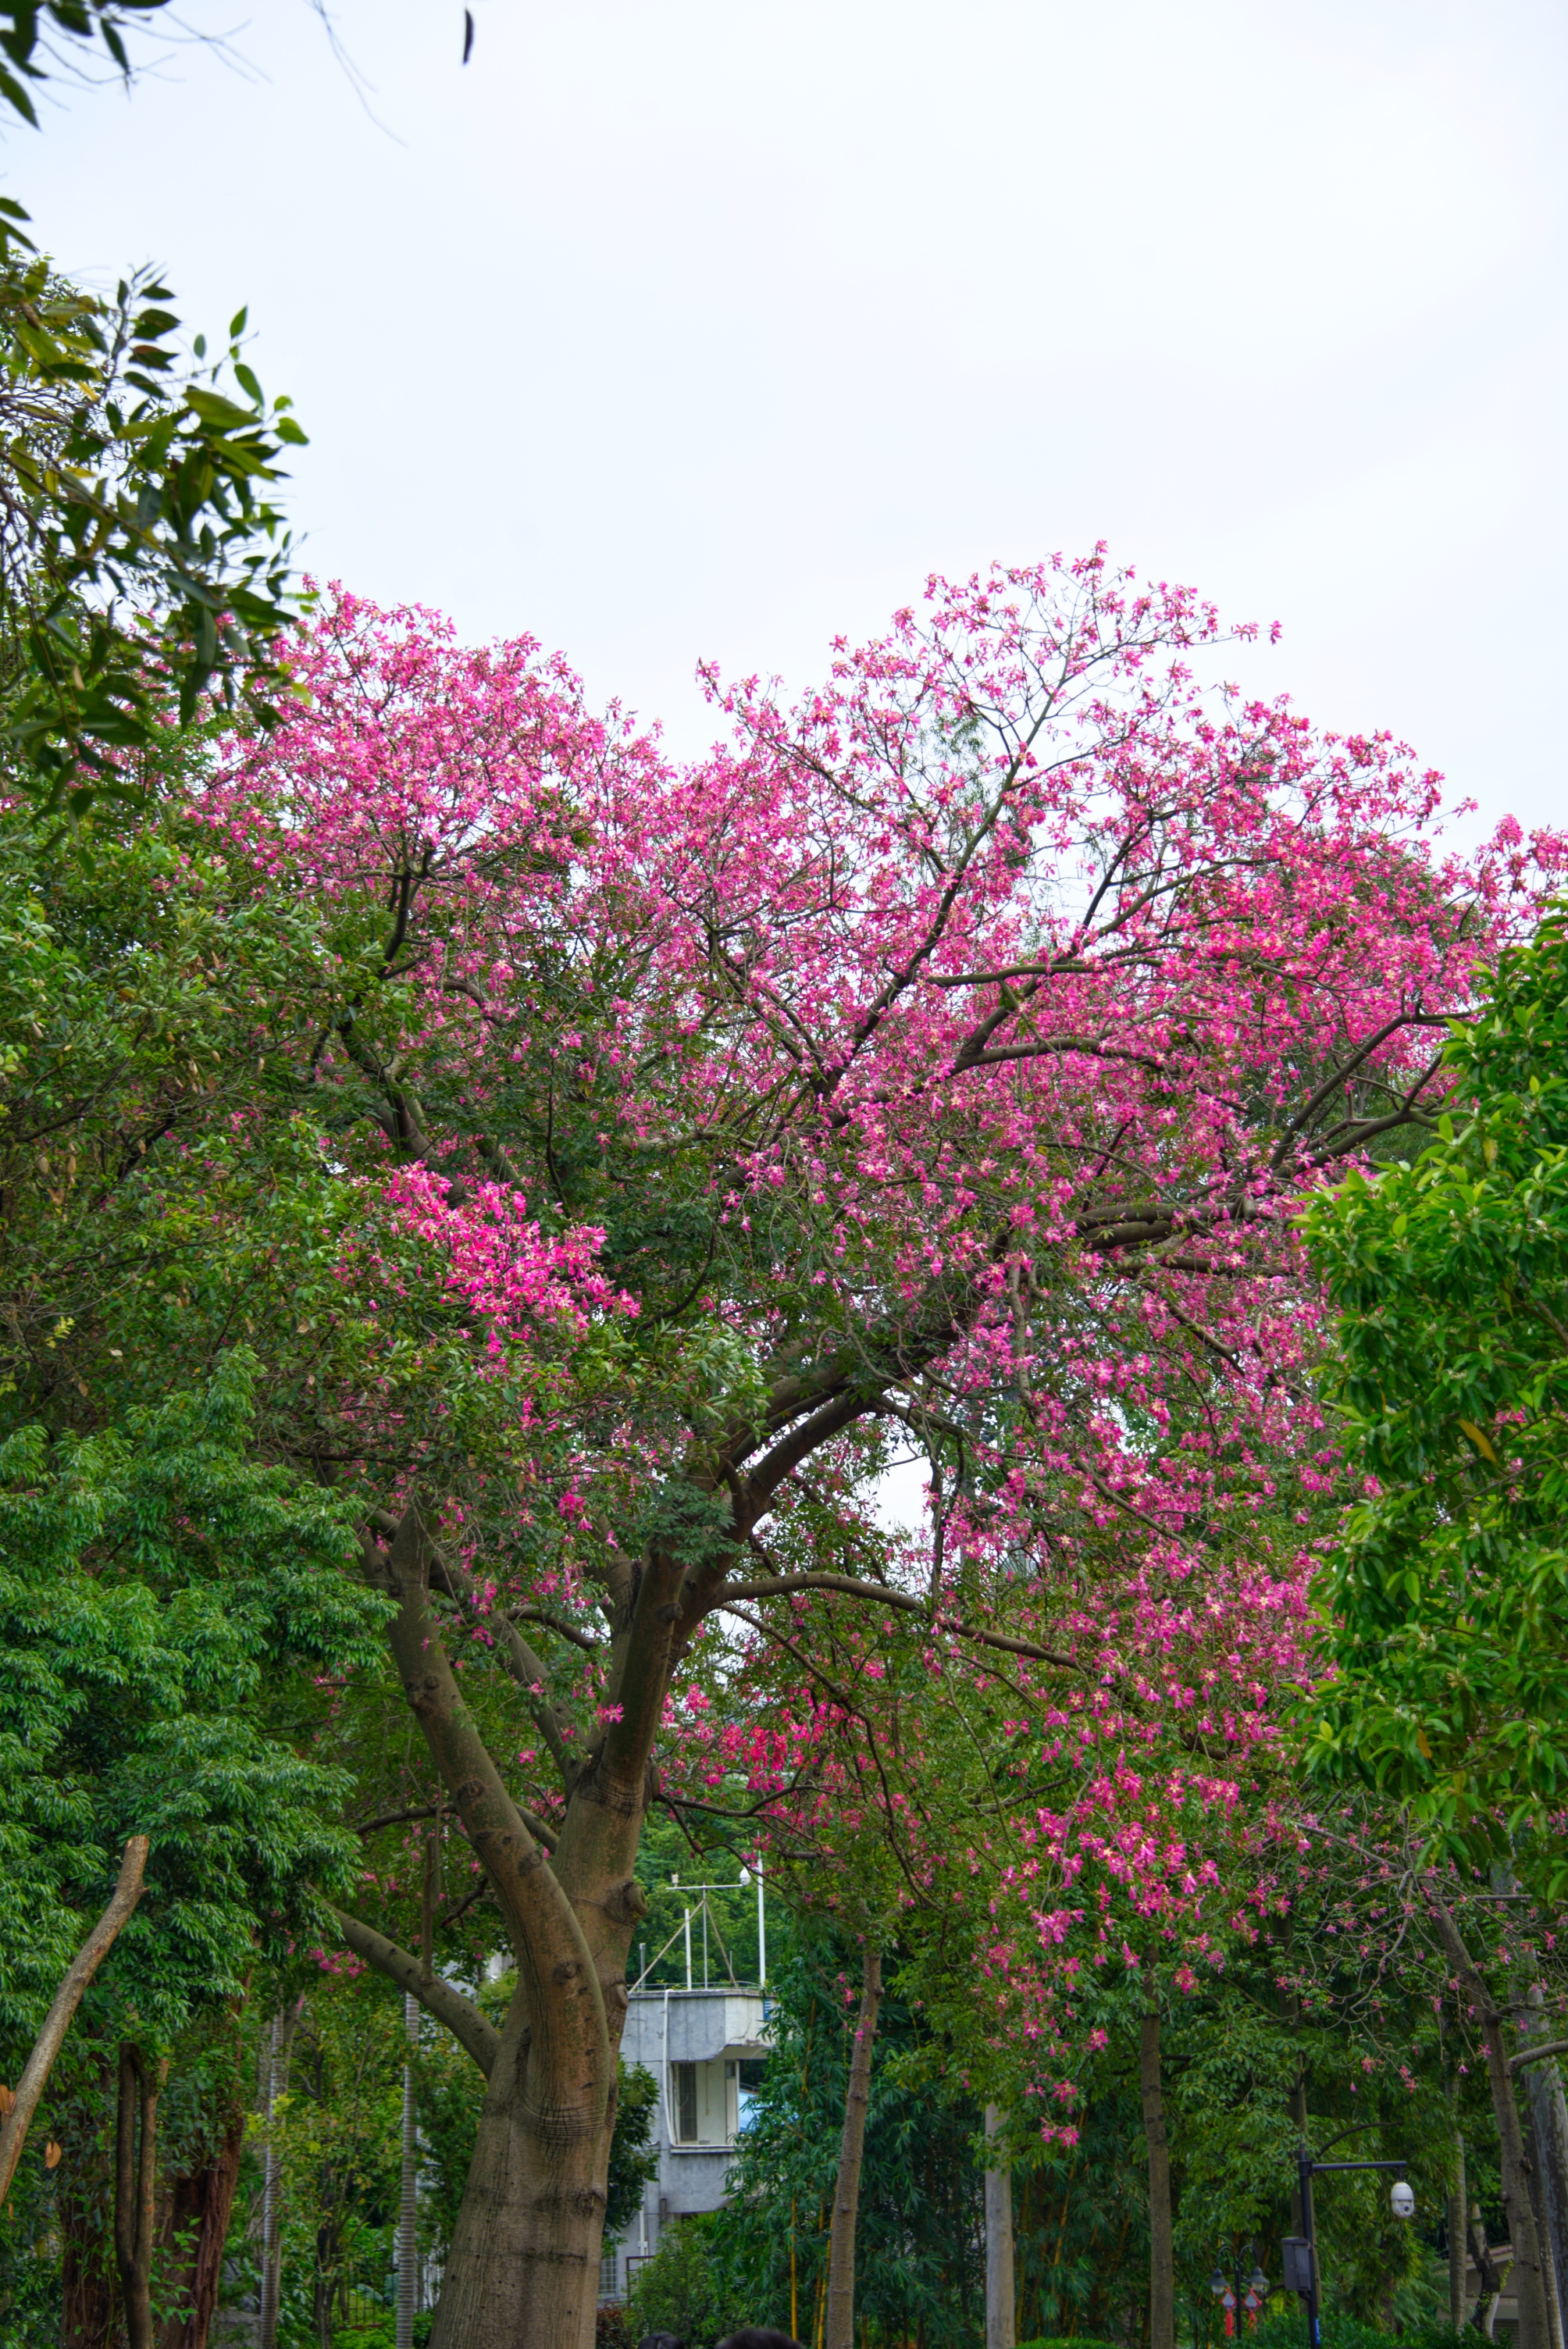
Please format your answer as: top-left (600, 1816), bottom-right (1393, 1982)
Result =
top-left (201, 555), bottom-right (1563, 2349)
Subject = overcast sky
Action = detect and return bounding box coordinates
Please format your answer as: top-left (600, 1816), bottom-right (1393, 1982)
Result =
top-left (17, 1), bottom-right (1567, 823)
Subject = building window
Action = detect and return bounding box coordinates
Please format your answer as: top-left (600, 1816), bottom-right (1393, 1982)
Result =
top-left (674, 2060), bottom-right (698, 2144)
top-left (600, 2253), bottom-right (618, 2299)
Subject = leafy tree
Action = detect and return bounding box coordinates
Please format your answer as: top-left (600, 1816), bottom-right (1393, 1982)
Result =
top-left (1304, 904), bottom-right (1568, 1874)
top-left (705, 1940), bottom-right (983, 2349)
top-left (2, 566), bottom-right (1561, 2347)
top-left (0, 1353), bottom-right (386, 2340)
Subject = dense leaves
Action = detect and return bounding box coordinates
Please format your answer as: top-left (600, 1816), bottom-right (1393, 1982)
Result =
top-left (1304, 907), bottom-right (1568, 1877)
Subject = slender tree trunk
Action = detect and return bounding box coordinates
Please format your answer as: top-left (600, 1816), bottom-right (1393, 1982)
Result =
top-left (1431, 1895), bottom-right (1552, 2349)
top-left (397, 1992), bottom-right (419, 2349)
top-left (1522, 1991), bottom-right (1568, 2349)
top-left (156, 2105), bottom-right (245, 2349)
top-left (0, 1836), bottom-right (148, 2209)
top-left (985, 2105), bottom-right (1017, 2349)
top-left (1450, 2133), bottom-right (1468, 2333)
top-left (116, 2044), bottom-right (168, 2349)
top-left (1139, 2007), bottom-right (1174, 2349)
top-left (258, 1997), bottom-right (304, 2349)
top-left (824, 1948), bottom-right (883, 2349)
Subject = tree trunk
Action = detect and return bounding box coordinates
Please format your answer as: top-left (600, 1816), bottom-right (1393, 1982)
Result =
top-left (156, 2105), bottom-right (245, 2349)
top-left (1431, 1896), bottom-right (1552, 2349)
top-left (985, 2104), bottom-right (1017, 2349)
top-left (60, 2073), bottom-right (118, 2349)
top-left (1139, 2008), bottom-right (1174, 2349)
top-left (116, 2044), bottom-right (168, 2349)
top-left (347, 1506), bottom-right (670, 2349)
top-left (0, 1836), bottom-right (148, 2210)
top-left (1449, 2133), bottom-right (1468, 2333)
top-left (1522, 1993), bottom-right (1568, 2349)
top-left (258, 1998), bottom-right (304, 2349)
top-left (824, 1948), bottom-right (883, 2349)
top-left (397, 1991), bottom-right (419, 2349)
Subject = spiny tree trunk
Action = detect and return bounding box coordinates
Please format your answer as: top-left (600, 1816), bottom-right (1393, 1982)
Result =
top-left (825, 1949), bottom-right (883, 2349)
top-left (156, 2105), bottom-right (244, 2349)
top-left (1431, 1895), bottom-right (1552, 2349)
top-left (116, 2044), bottom-right (168, 2349)
top-left (1139, 2006), bottom-right (1174, 2349)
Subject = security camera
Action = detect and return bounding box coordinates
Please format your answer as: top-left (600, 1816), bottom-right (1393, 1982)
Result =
top-left (1391, 2180), bottom-right (1416, 2220)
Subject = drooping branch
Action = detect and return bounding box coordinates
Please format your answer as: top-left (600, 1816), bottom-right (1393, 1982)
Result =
top-left (711, 1571), bottom-right (1074, 1669)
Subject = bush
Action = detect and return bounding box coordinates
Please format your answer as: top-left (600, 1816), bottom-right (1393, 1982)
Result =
top-left (626, 2213), bottom-right (745, 2349)
top-left (1017, 2338), bottom-right (1123, 2349)
top-left (1249, 2315), bottom-right (1462, 2349)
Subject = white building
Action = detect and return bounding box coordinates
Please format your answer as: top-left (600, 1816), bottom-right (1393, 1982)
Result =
top-left (604, 1985), bottom-right (771, 2301)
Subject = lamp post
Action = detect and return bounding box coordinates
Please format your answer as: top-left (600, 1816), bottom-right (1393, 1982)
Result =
top-left (1282, 2155), bottom-right (1414, 2349)
top-left (1210, 2253), bottom-right (1270, 2337)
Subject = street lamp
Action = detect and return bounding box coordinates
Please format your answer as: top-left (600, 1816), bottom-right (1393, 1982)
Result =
top-left (1283, 2152), bottom-right (1412, 2349)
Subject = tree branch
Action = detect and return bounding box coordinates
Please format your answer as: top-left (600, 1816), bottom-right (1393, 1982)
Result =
top-left (329, 1906), bottom-right (500, 2077)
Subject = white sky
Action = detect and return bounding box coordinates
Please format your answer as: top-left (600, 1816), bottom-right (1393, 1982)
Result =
top-left (16, 0), bottom-right (1567, 820)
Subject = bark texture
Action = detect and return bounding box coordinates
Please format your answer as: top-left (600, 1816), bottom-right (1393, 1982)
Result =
top-left (824, 1948), bottom-right (884, 2349)
top-left (60, 2077), bottom-right (118, 2349)
top-left (984, 2103), bottom-right (1017, 2349)
top-left (1140, 2008), bottom-right (1174, 2349)
top-left (0, 1835), bottom-right (148, 2210)
top-left (1432, 1897), bottom-right (1552, 2349)
top-left (352, 1506), bottom-right (659, 2349)
top-left (1521, 1998), bottom-right (1568, 2349)
top-left (156, 2105), bottom-right (245, 2349)
top-left (1449, 2133), bottom-right (1468, 2333)
top-left (115, 2044), bottom-right (168, 2349)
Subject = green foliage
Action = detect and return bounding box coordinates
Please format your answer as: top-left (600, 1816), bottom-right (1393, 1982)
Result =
top-left (1303, 906), bottom-right (1568, 1878)
top-left (1249, 2313), bottom-right (1463, 2349)
top-left (0, 0), bottom-right (304, 806)
top-left (0, 1349), bottom-right (383, 2056)
top-left (707, 1941), bottom-right (983, 2349)
top-left (1015, 2337), bottom-right (1121, 2349)
top-left (0, 2), bottom-right (172, 126)
top-left (627, 2212), bottom-right (744, 2349)
top-left (0, 248), bottom-right (305, 804)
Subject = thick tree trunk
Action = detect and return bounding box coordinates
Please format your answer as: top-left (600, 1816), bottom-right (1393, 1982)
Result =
top-left (824, 1948), bottom-right (883, 2349)
top-left (1432, 1897), bottom-right (1552, 2349)
top-left (1139, 2008), bottom-right (1174, 2349)
top-left (116, 2044), bottom-right (168, 2349)
top-left (60, 2073), bottom-right (119, 2349)
top-left (156, 2105), bottom-right (245, 2349)
top-left (1450, 2133), bottom-right (1468, 2333)
top-left (985, 2104), bottom-right (1017, 2349)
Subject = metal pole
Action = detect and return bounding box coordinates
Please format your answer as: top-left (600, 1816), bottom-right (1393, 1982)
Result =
top-left (396, 1994), bottom-right (418, 2349)
top-left (1300, 2151), bottom-right (1321, 2349)
top-left (757, 1863), bottom-right (766, 1987)
top-left (683, 1907), bottom-right (692, 1991)
top-left (703, 1897), bottom-right (709, 1991)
